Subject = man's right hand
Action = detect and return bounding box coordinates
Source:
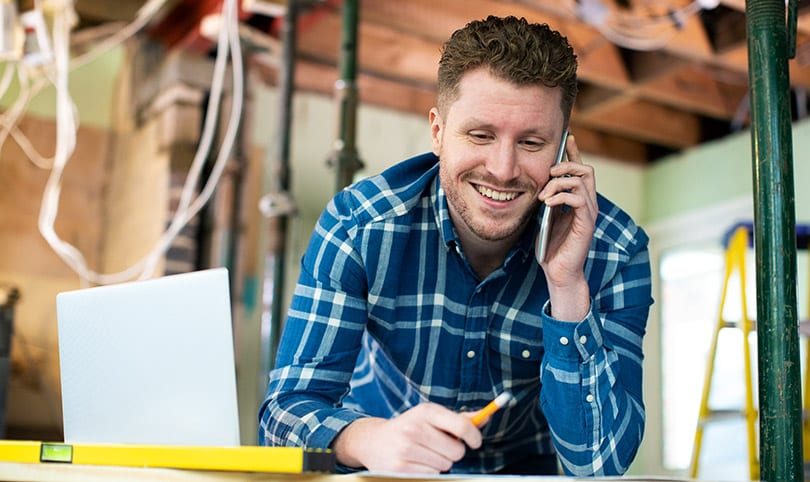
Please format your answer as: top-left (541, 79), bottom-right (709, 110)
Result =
top-left (331, 403), bottom-right (482, 473)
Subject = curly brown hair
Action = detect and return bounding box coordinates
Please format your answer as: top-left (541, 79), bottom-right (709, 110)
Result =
top-left (437, 16), bottom-right (578, 125)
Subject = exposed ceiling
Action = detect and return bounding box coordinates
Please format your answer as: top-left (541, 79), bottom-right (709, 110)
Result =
top-left (72, 0), bottom-right (810, 164)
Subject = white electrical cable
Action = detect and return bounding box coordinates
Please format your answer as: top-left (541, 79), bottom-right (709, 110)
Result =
top-left (37, 1), bottom-right (85, 280)
top-left (0, 0), bottom-right (167, 173)
top-left (0, 67), bottom-right (74, 169)
top-left (173, 8), bottom-right (235, 228)
top-left (0, 66), bottom-right (35, 160)
top-left (35, 0), bottom-right (244, 285)
top-left (139, 0), bottom-right (244, 280)
top-left (69, 0), bottom-right (169, 70)
top-left (572, 0), bottom-right (710, 52)
top-left (9, 123), bottom-right (55, 168)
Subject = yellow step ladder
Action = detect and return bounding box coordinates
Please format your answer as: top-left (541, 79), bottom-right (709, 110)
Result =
top-left (689, 223), bottom-right (758, 480)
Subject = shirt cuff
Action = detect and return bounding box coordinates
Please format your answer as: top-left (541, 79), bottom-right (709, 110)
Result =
top-left (541, 298), bottom-right (604, 362)
top-left (308, 411), bottom-right (367, 450)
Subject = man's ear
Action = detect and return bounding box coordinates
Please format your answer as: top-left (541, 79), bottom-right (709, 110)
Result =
top-left (429, 107), bottom-right (442, 156)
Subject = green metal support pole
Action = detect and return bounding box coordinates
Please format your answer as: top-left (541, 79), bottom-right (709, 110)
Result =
top-left (262, 0), bottom-right (300, 378)
top-left (746, 0), bottom-right (804, 479)
top-left (331, 0), bottom-right (363, 192)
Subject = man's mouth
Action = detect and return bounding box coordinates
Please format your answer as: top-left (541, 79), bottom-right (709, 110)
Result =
top-left (475, 184), bottom-right (520, 202)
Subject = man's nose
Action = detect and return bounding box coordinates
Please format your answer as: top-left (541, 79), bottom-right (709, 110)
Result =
top-left (486, 143), bottom-right (520, 181)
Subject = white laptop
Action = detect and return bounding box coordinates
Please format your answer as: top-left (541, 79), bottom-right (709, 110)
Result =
top-left (55, 267), bottom-right (240, 447)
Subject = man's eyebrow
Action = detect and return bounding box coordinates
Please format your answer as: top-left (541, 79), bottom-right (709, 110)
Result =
top-left (458, 117), bottom-right (493, 130)
top-left (458, 117), bottom-right (553, 138)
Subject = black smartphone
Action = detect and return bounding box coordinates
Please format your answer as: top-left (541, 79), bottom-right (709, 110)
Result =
top-left (535, 130), bottom-right (569, 264)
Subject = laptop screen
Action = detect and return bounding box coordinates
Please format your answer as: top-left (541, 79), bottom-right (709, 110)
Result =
top-left (56, 268), bottom-right (240, 447)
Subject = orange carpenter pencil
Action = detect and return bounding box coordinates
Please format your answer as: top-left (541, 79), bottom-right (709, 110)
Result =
top-left (470, 391), bottom-right (514, 427)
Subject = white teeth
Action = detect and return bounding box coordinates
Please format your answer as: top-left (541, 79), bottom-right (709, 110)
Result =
top-left (476, 185), bottom-right (517, 201)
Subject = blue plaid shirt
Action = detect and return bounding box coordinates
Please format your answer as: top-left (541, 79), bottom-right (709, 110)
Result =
top-left (259, 152), bottom-right (653, 476)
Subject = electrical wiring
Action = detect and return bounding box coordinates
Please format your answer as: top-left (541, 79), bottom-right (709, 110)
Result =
top-left (69, 0), bottom-right (168, 70)
top-left (0, 64), bottom-right (67, 169)
top-left (37, 0), bottom-right (84, 280)
top-left (0, 66), bottom-right (38, 166)
top-left (0, 66), bottom-right (34, 161)
top-left (0, 66), bottom-right (65, 170)
top-left (9, 122), bottom-right (55, 169)
top-left (564, 0), bottom-right (716, 52)
top-left (0, 0), bottom-right (167, 173)
top-left (139, 0), bottom-right (245, 281)
top-left (34, 0), bottom-right (245, 285)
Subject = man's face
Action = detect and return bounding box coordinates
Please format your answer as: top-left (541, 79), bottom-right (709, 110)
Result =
top-left (430, 68), bottom-right (566, 244)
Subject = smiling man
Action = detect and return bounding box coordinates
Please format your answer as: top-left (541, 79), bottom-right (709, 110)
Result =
top-left (258, 16), bottom-right (653, 477)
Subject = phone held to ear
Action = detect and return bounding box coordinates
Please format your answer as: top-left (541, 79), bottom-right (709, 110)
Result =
top-left (535, 130), bottom-right (569, 264)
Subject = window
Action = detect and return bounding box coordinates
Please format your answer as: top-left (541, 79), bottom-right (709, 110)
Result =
top-left (659, 246), bottom-right (756, 480)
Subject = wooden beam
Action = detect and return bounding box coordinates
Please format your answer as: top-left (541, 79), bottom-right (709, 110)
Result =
top-left (518, 0), bottom-right (714, 61)
top-left (663, 14), bottom-right (716, 59)
top-left (323, 0), bottom-right (632, 89)
top-left (575, 84), bottom-right (637, 117)
top-left (625, 50), bottom-right (688, 83)
top-left (577, 98), bottom-right (702, 148)
top-left (74, 0), bottom-right (156, 23)
top-left (566, 124), bottom-right (650, 164)
top-left (637, 64), bottom-right (747, 119)
top-left (719, 43), bottom-right (810, 89)
top-left (294, 59), bottom-right (437, 115)
top-left (579, 53), bottom-right (746, 121)
top-left (297, 9), bottom-right (440, 87)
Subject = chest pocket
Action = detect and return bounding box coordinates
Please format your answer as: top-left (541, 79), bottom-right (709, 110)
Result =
top-left (486, 308), bottom-right (544, 384)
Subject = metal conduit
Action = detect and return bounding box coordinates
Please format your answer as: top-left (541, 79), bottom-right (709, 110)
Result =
top-left (261, 0), bottom-right (300, 379)
top-left (330, 0), bottom-right (363, 191)
top-left (746, 0), bottom-right (804, 479)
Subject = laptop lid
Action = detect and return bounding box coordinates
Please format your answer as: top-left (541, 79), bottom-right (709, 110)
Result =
top-left (56, 267), bottom-right (240, 447)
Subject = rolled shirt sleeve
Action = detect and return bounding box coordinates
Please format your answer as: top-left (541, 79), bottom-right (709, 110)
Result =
top-left (540, 238), bottom-right (652, 476)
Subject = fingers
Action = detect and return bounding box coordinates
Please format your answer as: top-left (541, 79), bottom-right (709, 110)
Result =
top-left (421, 404), bottom-right (482, 450)
top-left (536, 133), bottom-right (598, 277)
top-left (540, 134), bottom-right (596, 210)
top-left (563, 131), bottom-right (582, 164)
top-left (357, 403), bottom-right (482, 474)
top-left (404, 403), bottom-right (481, 452)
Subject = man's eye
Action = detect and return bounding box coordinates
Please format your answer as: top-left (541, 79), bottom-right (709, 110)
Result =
top-left (520, 140), bottom-right (543, 151)
top-left (469, 132), bottom-right (492, 142)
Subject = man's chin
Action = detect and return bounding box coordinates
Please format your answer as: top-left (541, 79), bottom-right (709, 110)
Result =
top-left (469, 222), bottom-right (524, 243)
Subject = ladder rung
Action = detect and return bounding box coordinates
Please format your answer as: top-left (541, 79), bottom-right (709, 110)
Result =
top-left (721, 319), bottom-right (757, 331)
top-left (698, 408), bottom-right (750, 424)
top-left (693, 225), bottom-right (760, 480)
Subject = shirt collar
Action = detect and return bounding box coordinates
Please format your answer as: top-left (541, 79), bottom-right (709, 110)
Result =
top-left (431, 175), bottom-right (458, 249)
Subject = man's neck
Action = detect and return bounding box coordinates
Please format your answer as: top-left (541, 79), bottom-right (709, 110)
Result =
top-left (451, 217), bottom-right (525, 280)
top-left (461, 237), bottom-right (513, 279)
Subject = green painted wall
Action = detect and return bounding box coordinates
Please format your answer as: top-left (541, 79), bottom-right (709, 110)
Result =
top-left (0, 47), bottom-right (123, 129)
top-left (588, 155), bottom-right (644, 221)
top-left (643, 118), bottom-right (810, 224)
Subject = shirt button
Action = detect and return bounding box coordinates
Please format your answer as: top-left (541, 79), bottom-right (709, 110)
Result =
top-left (579, 335), bottom-right (588, 344)
top-left (466, 350), bottom-right (476, 359)
top-left (559, 336), bottom-right (569, 345)
top-left (586, 393), bottom-right (594, 403)
top-left (521, 349), bottom-right (531, 359)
